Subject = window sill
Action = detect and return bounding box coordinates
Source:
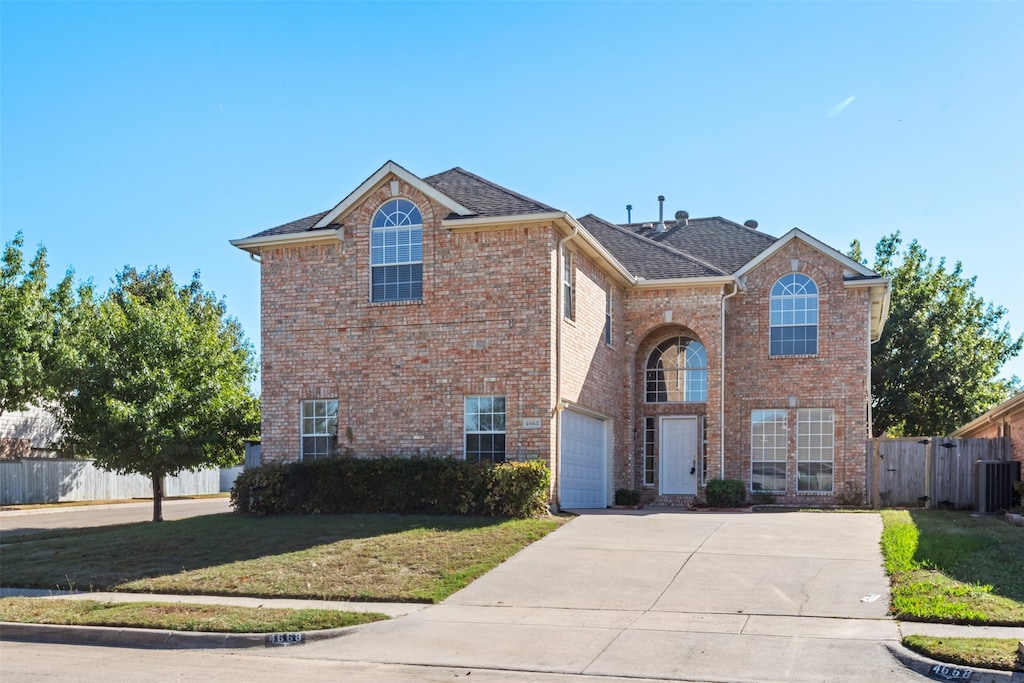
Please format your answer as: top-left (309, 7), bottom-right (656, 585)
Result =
top-left (366, 299), bottom-right (424, 308)
top-left (769, 353), bottom-right (818, 359)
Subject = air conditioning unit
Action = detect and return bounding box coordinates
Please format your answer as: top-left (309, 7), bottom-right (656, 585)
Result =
top-left (975, 460), bottom-right (1022, 514)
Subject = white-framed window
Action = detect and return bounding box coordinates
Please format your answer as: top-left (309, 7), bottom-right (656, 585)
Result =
top-left (645, 337), bottom-right (708, 403)
top-left (604, 282), bottom-right (613, 346)
top-left (562, 249), bottom-right (574, 320)
top-left (797, 408), bottom-right (834, 492)
top-left (465, 396), bottom-right (506, 463)
top-left (301, 399), bottom-right (338, 460)
top-left (751, 409), bottom-right (787, 492)
top-left (769, 273), bottom-right (818, 356)
top-left (371, 198), bottom-right (423, 303)
top-left (643, 417), bottom-right (656, 486)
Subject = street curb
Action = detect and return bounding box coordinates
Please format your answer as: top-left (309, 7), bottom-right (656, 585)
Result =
top-left (885, 643), bottom-right (1024, 683)
top-left (0, 621), bottom-right (356, 650)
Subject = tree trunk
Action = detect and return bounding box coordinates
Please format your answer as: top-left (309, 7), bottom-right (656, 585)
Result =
top-left (151, 472), bottom-right (164, 522)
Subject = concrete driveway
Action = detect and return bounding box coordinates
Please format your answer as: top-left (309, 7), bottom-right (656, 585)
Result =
top-left (275, 510), bottom-right (927, 682)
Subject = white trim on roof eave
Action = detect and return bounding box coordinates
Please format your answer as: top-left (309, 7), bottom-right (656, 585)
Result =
top-left (951, 391), bottom-right (1024, 437)
top-left (733, 228), bottom-right (879, 280)
top-left (442, 211), bottom-right (568, 230)
top-left (229, 228), bottom-right (342, 254)
top-left (312, 161), bottom-right (474, 229)
top-left (632, 275), bottom-right (737, 289)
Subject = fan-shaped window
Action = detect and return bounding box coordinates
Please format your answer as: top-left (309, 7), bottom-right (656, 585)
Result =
top-left (770, 273), bottom-right (818, 356)
top-left (645, 337), bottom-right (707, 403)
top-left (371, 199), bottom-right (423, 302)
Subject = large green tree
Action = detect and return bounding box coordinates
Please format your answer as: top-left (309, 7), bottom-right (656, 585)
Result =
top-left (852, 233), bottom-right (1022, 437)
top-left (0, 232), bottom-right (74, 419)
top-left (53, 266), bottom-right (260, 521)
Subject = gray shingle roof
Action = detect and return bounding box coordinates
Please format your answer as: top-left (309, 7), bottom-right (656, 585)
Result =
top-left (577, 215), bottom-right (728, 280)
top-left (238, 165), bottom-right (779, 281)
top-left (244, 211), bottom-right (330, 239)
top-left (423, 167), bottom-right (559, 218)
top-left (617, 217), bottom-right (778, 274)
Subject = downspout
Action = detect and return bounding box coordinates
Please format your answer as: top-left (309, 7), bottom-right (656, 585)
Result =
top-left (555, 224), bottom-right (579, 510)
top-left (719, 280), bottom-right (740, 480)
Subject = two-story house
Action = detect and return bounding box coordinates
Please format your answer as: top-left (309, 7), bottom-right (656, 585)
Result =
top-left (231, 161), bottom-right (890, 508)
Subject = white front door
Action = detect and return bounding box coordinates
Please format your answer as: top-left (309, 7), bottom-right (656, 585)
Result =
top-left (660, 416), bottom-right (698, 495)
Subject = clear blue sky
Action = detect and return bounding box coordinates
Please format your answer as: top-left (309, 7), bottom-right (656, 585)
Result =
top-left (3, 1), bottom-right (1023, 386)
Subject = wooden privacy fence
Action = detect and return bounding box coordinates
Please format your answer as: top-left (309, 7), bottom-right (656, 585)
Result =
top-left (0, 457), bottom-right (244, 505)
top-left (866, 436), bottom-right (1012, 510)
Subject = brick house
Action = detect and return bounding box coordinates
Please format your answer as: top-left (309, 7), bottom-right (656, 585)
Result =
top-left (231, 161), bottom-right (890, 508)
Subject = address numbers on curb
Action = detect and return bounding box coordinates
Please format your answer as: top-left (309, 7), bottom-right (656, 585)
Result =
top-left (929, 664), bottom-right (973, 680)
top-left (265, 632), bottom-right (305, 647)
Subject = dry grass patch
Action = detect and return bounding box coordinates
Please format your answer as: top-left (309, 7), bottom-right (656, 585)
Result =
top-left (1, 513), bottom-right (568, 603)
top-left (0, 597), bottom-right (384, 633)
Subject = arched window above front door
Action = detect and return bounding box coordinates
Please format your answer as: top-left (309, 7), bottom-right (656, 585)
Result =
top-left (646, 337), bottom-right (707, 403)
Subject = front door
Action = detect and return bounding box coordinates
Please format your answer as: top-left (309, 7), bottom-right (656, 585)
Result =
top-left (660, 416), bottom-right (698, 495)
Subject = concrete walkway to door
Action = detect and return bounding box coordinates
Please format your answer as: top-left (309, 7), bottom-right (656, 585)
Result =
top-left (271, 510), bottom-right (932, 682)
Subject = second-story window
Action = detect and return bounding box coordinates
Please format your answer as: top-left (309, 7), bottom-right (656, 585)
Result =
top-left (563, 249), bottom-right (574, 320)
top-left (769, 273), bottom-right (818, 356)
top-left (371, 198), bottom-right (423, 303)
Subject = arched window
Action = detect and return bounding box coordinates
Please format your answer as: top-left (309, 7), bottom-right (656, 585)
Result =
top-left (646, 337), bottom-right (707, 402)
top-left (371, 199), bottom-right (423, 302)
top-left (770, 273), bottom-right (818, 356)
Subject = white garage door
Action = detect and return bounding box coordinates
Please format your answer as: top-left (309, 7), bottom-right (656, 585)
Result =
top-left (560, 410), bottom-right (607, 509)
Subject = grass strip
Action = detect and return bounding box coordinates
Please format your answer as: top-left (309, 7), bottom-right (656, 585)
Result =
top-left (0, 597), bottom-right (386, 633)
top-left (1, 513), bottom-right (568, 603)
top-left (879, 510), bottom-right (1024, 625)
top-left (903, 635), bottom-right (1023, 672)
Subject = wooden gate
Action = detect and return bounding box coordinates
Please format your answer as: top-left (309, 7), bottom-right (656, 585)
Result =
top-left (867, 436), bottom-right (1011, 509)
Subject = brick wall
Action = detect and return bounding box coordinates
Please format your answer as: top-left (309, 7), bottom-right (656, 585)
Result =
top-left (259, 179), bottom-right (560, 483)
top-left (256, 175), bottom-right (874, 507)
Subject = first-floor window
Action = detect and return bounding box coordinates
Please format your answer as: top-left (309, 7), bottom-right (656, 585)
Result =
top-left (797, 408), bottom-right (834, 492)
top-left (751, 409), bottom-right (787, 492)
top-left (465, 396), bottom-right (506, 463)
top-left (644, 417), bottom-right (656, 485)
top-left (301, 399), bottom-right (338, 460)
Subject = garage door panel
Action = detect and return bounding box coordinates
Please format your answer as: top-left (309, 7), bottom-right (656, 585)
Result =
top-left (560, 410), bottom-right (606, 509)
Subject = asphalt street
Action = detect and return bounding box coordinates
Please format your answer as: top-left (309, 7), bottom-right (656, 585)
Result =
top-left (0, 497), bottom-right (232, 538)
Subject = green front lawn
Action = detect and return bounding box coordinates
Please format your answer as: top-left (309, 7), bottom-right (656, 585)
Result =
top-left (880, 509), bottom-right (1024, 625)
top-left (1, 513), bottom-right (568, 604)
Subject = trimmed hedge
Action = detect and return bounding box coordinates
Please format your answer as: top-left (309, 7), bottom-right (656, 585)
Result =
top-left (231, 457), bottom-right (551, 518)
top-left (705, 478), bottom-right (747, 508)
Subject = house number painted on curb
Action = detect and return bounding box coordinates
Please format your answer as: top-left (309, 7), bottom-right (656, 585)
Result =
top-left (522, 418), bottom-right (542, 429)
top-left (265, 632), bottom-right (305, 647)
top-left (929, 664), bottom-right (972, 680)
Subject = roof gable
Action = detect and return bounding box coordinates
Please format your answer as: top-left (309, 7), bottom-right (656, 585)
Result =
top-left (733, 228), bottom-right (880, 280)
top-left (312, 160), bottom-right (474, 229)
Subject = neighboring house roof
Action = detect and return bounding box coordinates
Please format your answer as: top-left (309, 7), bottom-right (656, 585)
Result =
top-left (951, 391), bottom-right (1024, 438)
top-left (577, 214), bottom-right (728, 280)
top-left (618, 217), bottom-right (778, 275)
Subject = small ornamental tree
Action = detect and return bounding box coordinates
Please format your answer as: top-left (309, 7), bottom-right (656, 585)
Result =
top-left (53, 267), bottom-right (260, 521)
top-left (0, 232), bottom-right (74, 418)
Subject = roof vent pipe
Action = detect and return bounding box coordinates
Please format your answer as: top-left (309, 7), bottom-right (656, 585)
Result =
top-left (656, 195), bottom-right (666, 233)
top-left (675, 210), bottom-right (689, 226)
top-left (744, 219), bottom-right (758, 229)
top-left (626, 204), bottom-right (633, 223)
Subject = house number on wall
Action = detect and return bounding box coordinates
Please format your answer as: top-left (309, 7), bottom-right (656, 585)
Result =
top-left (522, 418), bottom-right (542, 429)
